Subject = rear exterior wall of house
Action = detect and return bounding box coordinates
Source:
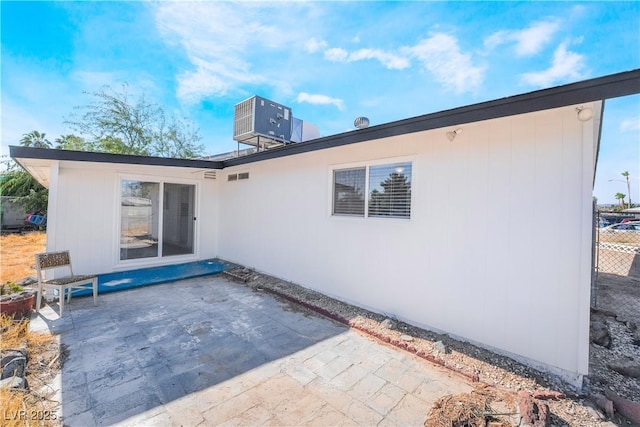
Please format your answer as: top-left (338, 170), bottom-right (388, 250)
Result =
top-left (45, 161), bottom-right (218, 275)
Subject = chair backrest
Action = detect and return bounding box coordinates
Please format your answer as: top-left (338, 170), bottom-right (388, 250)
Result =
top-left (35, 251), bottom-right (72, 273)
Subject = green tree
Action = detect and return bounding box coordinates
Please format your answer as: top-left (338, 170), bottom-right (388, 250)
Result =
top-left (55, 134), bottom-right (89, 151)
top-left (20, 130), bottom-right (51, 148)
top-left (615, 192), bottom-right (627, 209)
top-left (66, 84), bottom-right (204, 158)
top-left (1, 135), bottom-right (49, 213)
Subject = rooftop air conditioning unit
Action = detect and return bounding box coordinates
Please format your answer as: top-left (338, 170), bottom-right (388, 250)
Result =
top-left (233, 95), bottom-right (292, 149)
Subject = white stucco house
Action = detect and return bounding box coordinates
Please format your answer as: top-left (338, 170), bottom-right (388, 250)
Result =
top-left (11, 69), bottom-right (640, 387)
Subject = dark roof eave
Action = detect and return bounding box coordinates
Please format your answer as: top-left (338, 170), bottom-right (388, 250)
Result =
top-left (9, 146), bottom-right (224, 169)
top-left (222, 69), bottom-right (640, 168)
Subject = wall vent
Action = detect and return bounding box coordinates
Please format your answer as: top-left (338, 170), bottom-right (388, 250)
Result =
top-left (228, 173), bottom-right (238, 182)
top-left (238, 172), bottom-right (249, 180)
top-left (204, 171), bottom-right (217, 180)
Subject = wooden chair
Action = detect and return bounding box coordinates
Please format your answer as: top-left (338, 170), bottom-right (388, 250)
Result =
top-left (35, 251), bottom-right (98, 316)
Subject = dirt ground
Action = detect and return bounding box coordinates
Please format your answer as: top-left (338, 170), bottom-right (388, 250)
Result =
top-left (0, 232), bottom-right (46, 284)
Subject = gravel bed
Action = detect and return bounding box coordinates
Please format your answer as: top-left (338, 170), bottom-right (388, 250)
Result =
top-left (224, 266), bottom-right (636, 426)
top-left (587, 311), bottom-right (640, 403)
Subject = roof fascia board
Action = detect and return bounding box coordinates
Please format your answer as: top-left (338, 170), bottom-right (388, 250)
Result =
top-left (9, 146), bottom-right (224, 170)
top-left (223, 69), bottom-right (640, 167)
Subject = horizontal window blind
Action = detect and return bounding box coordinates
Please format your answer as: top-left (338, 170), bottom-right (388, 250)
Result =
top-left (333, 168), bottom-right (366, 216)
top-left (368, 162), bottom-right (412, 218)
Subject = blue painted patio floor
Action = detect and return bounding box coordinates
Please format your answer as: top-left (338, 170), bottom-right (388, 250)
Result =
top-left (73, 258), bottom-right (228, 297)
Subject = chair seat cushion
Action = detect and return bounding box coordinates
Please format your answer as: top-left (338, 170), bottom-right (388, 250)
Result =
top-left (44, 275), bottom-right (96, 286)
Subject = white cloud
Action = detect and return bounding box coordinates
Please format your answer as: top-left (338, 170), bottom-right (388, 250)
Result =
top-left (175, 56), bottom-right (265, 103)
top-left (154, 2), bottom-right (308, 103)
top-left (324, 47), bottom-right (410, 70)
top-left (349, 49), bottom-right (410, 70)
top-left (484, 30), bottom-right (509, 50)
top-left (321, 33), bottom-right (481, 92)
top-left (620, 118), bottom-right (640, 132)
top-left (297, 92), bottom-right (345, 110)
top-left (484, 19), bottom-right (560, 56)
top-left (304, 38), bottom-right (327, 53)
top-left (520, 42), bottom-right (586, 87)
top-left (406, 33), bottom-right (485, 93)
top-left (324, 48), bottom-right (349, 62)
top-left (513, 20), bottom-right (560, 56)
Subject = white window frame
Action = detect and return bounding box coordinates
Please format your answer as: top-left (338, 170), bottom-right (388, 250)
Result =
top-left (115, 174), bottom-right (200, 269)
top-left (329, 156), bottom-right (414, 220)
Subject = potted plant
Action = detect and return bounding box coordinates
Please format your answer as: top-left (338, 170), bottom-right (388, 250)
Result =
top-left (0, 282), bottom-right (36, 320)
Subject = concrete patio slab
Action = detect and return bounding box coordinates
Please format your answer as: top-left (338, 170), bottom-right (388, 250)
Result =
top-left (31, 275), bottom-right (474, 426)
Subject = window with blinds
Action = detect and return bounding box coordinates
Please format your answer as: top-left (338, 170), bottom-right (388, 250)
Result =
top-left (333, 168), bottom-right (366, 216)
top-left (332, 161), bottom-right (412, 219)
top-left (368, 162), bottom-right (412, 218)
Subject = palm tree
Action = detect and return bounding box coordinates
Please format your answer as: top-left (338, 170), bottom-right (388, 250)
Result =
top-left (621, 171), bottom-right (631, 207)
top-left (20, 130), bottom-right (51, 148)
top-left (615, 192), bottom-right (627, 209)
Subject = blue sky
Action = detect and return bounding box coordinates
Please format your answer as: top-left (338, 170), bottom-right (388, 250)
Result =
top-left (1, 1), bottom-right (638, 204)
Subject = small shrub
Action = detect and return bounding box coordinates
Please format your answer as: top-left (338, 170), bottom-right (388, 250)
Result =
top-left (0, 281), bottom-right (24, 295)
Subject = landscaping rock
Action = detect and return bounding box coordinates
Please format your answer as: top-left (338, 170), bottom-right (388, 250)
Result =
top-left (1, 350), bottom-right (27, 380)
top-left (590, 319), bottom-right (612, 348)
top-left (400, 334), bottom-right (414, 342)
top-left (0, 349), bottom-right (29, 391)
top-left (531, 390), bottom-right (564, 400)
top-left (590, 394), bottom-right (615, 419)
top-left (0, 349), bottom-right (27, 365)
top-left (607, 357), bottom-right (640, 379)
top-left (605, 389), bottom-right (640, 425)
top-left (432, 340), bottom-right (448, 354)
top-left (380, 318), bottom-right (395, 329)
top-left (517, 391), bottom-right (550, 427)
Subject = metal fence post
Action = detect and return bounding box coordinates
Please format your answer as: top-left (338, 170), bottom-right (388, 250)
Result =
top-left (591, 201), bottom-right (598, 308)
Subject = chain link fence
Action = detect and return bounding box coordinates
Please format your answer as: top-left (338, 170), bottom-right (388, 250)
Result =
top-left (594, 211), bottom-right (640, 278)
top-left (592, 210), bottom-right (640, 320)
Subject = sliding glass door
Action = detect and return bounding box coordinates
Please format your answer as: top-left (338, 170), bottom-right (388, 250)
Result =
top-left (120, 180), bottom-right (160, 260)
top-left (120, 179), bottom-right (195, 261)
top-left (162, 183), bottom-right (195, 256)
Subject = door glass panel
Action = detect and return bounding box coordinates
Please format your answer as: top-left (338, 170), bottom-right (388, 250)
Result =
top-left (120, 180), bottom-right (159, 260)
top-left (162, 183), bottom-right (195, 256)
